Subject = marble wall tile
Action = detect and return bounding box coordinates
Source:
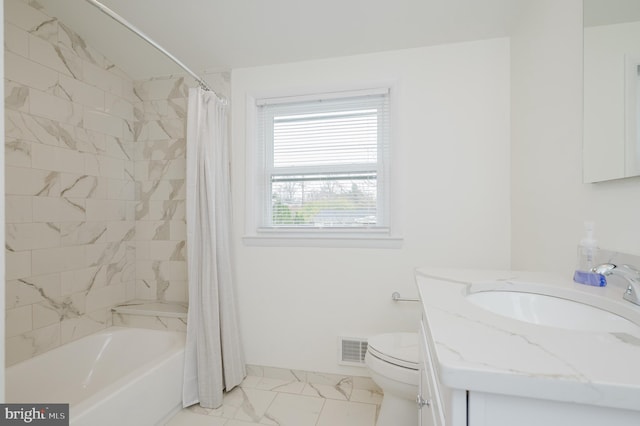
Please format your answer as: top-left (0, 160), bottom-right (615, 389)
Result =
top-left (107, 179), bottom-right (135, 201)
top-left (106, 221), bottom-right (135, 243)
top-left (135, 220), bottom-right (171, 241)
top-left (137, 179), bottom-right (185, 201)
top-left (133, 76), bottom-right (193, 101)
top-left (5, 81), bottom-right (30, 112)
top-left (59, 124), bottom-right (107, 155)
top-left (136, 200), bottom-right (186, 221)
top-left (5, 22), bottom-right (29, 57)
top-left (6, 273), bottom-right (62, 309)
top-left (85, 154), bottom-right (125, 179)
top-left (29, 89), bottom-right (82, 126)
top-left (104, 136), bottom-right (133, 161)
top-left (32, 143), bottom-right (85, 174)
top-left (147, 240), bottom-right (186, 261)
top-left (135, 138), bottom-right (186, 161)
top-left (86, 241), bottom-right (127, 267)
top-left (5, 4), bottom-right (227, 364)
top-left (5, 250), bottom-right (32, 280)
top-left (135, 159), bottom-right (185, 181)
top-left (124, 160), bottom-right (135, 181)
top-left (6, 222), bottom-right (61, 251)
top-left (59, 222), bottom-right (108, 246)
top-left (32, 197), bottom-right (86, 222)
top-left (6, 305), bottom-right (33, 338)
top-left (105, 93), bottom-right (134, 120)
top-left (31, 245), bottom-right (85, 275)
top-left (56, 74), bottom-right (105, 110)
top-left (57, 22), bottom-right (104, 67)
top-left (134, 278), bottom-right (156, 300)
top-left (4, 0), bottom-right (143, 365)
top-left (5, 138), bottom-right (32, 168)
top-left (5, 323), bottom-right (61, 366)
top-left (60, 174), bottom-right (108, 199)
top-left (84, 283), bottom-right (127, 312)
top-left (5, 110), bottom-right (60, 146)
top-left (5, 51), bottom-right (59, 92)
top-left (5, 195), bottom-right (33, 223)
top-left (112, 312), bottom-right (187, 332)
top-left (85, 199), bottom-right (126, 221)
top-left (4, 0), bottom-right (56, 38)
top-left (60, 266), bottom-right (104, 296)
top-left (82, 61), bottom-right (125, 97)
top-left (161, 280), bottom-right (188, 302)
top-left (5, 166), bottom-right (60, 196)
top-left (60, 309), bottom-right (111, 344)
top-left (136, 260), bottom-right (187, 281)
top-left (170, 220), bottom-right (187, 241)
top-left (135, 119), bottom-right (185, 141)
top-left (28, 33), bottom-right (78, 78)
top-left (83, 109), bottom-right (124, 138)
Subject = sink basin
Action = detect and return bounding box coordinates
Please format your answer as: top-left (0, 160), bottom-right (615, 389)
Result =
top-left (466, 291), bottom-right (640, 333)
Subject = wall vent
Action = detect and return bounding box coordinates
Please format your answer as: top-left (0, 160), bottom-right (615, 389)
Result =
top-left (338, 336), bottom-right (368, 366)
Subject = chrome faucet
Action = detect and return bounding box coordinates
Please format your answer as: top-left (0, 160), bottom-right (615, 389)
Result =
top-left (592, 263), bottom-right (640, 306)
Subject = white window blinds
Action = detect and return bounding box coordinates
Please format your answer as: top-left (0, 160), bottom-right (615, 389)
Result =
top-left (256, 89), bottom-right (390, 230)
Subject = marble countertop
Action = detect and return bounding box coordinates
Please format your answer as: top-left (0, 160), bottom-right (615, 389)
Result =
top-left (415, 267), bottom-right (640, 411)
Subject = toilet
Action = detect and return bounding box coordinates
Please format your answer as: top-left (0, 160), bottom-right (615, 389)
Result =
top-left (365, 332), bottom-right (419, 426)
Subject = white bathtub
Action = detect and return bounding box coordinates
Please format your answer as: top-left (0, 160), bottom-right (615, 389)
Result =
top-left (6, 326), bottom-right (186, 426)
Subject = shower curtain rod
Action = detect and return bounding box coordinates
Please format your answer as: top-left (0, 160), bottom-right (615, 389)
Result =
top-left (84, 0), bottom-right (221, 98)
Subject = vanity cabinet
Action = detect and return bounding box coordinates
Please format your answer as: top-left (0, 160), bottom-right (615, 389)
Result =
top-left (419, 315), bottom-right (640, 426)
top-left (418, 318), bottom-right (465, 426)
top-left (417, 269), bottom-right (640, 426)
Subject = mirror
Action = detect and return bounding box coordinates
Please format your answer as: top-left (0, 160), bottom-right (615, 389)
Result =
top-left (583, 0), bottom-right (640, 182)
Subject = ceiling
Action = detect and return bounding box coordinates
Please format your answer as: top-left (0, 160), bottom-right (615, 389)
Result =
top-left (36, 0), bottom-right (524, 80)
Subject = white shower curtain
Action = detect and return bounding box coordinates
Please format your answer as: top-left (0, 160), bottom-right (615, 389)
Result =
top-left (183, 87), bottom-right (246, 409)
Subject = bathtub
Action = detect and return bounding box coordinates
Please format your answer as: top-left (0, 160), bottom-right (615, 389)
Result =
top-left (6, 326), bottom-right (186, 426)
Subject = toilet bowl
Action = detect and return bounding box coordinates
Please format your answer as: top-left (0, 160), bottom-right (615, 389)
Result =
top-left (365, 332), bottom-right (419, 426)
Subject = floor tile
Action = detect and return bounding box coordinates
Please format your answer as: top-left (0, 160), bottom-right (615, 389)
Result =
top-left (232, 388), bottom-right (278, 423)
top-left (350, 388), bottom-right (384, 405)
top-left (164, 409), bottom-right (227, 426)
top-left (255, 377), bottom-right (306, 394)
top-left (165, 373), bottom-right (379, 426)
top-left (226, 420), bottom-right (263, 426)
top-left (302, 382), bottom-right (350, 400)
top-left (316, 399), bottom-right (377, 426)
top-left (261, 393), bottom-right (324, 426)
top-left (238, 375), bottom-right (262, 389)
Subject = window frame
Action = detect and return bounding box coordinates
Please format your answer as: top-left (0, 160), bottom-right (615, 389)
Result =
top-left (243, 86), bottom-right (402, 248)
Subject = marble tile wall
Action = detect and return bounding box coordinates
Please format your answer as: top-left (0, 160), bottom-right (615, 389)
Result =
top-left (111, 300), bottom-right (188, 332)
top-left (132, 72), bottom-right (230, 304)
top-left (4, 0), bottom-right (137, 365)
top-left (132, 76), bottom-right (190, 304)
top-left (4, 0), bottom-right (231, 366)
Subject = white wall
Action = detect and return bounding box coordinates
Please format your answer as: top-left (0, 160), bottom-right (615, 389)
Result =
top-left (511, 0), bottom-right (640, 275)
top-left (231, 39), bottom-right (511, 374)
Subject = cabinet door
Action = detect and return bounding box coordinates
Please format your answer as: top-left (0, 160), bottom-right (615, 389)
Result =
top-left (419, 321), bottom-right (444, 426)
top-left (419, 362), bottom-right (438, 426)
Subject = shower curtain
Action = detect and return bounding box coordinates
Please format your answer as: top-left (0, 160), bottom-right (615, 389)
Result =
top-left (183, 87), bottom-right (246, 409)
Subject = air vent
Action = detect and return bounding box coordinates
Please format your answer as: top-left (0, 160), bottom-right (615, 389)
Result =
top-left (338, 336), bottom-right (368, 366)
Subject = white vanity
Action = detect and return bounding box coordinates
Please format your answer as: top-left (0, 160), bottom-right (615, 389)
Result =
top-left (415, 268), bottom-right (640, 426)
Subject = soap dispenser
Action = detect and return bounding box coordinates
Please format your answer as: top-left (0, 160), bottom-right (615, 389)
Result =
top-left (573, 221), bottom-right (607, 286)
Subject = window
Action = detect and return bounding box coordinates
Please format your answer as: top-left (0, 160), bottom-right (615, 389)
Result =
top-left (253, 88), bottom-right (391, 236)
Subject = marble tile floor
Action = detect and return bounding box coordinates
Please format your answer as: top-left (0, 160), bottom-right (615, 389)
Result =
top-left (165, 374), bottom-right (382, 426)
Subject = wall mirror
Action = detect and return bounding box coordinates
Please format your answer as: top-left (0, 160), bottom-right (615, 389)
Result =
top-left (583, 0), bottom-right (640, 182)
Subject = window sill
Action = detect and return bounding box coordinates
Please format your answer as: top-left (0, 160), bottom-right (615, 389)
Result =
top-left (242, 231), bottom-right (403, 249)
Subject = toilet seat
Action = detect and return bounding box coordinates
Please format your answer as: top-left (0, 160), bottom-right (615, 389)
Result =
top-left (367, 332), bottom-right (419, 370)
